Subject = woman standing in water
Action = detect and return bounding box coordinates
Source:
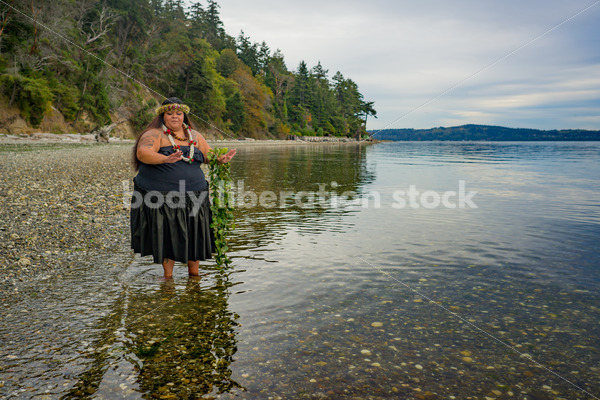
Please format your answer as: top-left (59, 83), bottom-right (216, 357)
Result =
top-left (130, 97), bottom-right (236, 278)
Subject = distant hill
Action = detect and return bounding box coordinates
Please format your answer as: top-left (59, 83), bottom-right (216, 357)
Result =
top-left (369, 125), bottom-right (600, 141)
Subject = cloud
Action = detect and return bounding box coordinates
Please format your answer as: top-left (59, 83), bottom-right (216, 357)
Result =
top-left (215, 0), bottom-right (600, 130)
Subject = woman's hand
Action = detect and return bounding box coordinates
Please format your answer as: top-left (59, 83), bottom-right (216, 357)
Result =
top-left (164, 150), bottom-right (183, 163)
top-left (217, 149), bottom-right (237, 164)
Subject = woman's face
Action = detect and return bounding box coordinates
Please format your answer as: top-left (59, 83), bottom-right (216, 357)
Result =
top-left (164, 110), bottom-right (184, 130)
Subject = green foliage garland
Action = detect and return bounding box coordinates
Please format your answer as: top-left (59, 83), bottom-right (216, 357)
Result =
top-left (208, 148), bottom-right (235, 268)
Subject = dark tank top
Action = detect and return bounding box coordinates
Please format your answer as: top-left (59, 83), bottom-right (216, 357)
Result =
top-left (134, 146), bottom-right (208, 191)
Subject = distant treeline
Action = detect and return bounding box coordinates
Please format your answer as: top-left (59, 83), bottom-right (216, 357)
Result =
top-left (370, 125), bottom-right (600, 141)
top-left (0, 0), bottom-right (375, 138)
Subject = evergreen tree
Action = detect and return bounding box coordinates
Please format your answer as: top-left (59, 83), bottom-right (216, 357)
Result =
top-left (264, 49), bottom-right (290, 123)
top-left (256, 41), bottom-right (270, 76)
top-left (289, 60), bottom-right (313, 130)
top-left (187, 2), bottom-right (206, 39)
top-left (205, 0), bottom-right (225, 47)
top-left (310, 61), bottom-right (329, 130)
top-left (216, 48), bottom-right (241, 78)
top-left (162, 0), bottom-right (186, 19)
top-left (188, 1), bottom-right (229, 50)
top-left (236, 31), bottom-right (259, 75)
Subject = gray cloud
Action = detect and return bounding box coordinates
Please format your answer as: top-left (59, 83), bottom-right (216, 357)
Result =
top-left (215, 0), bottom-right (600, 130)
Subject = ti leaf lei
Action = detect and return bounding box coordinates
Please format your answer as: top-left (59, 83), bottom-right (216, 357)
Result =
top-left (207, 148), bottom-right (235, 269)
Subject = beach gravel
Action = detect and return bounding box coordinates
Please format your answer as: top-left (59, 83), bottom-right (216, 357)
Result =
top-left (0, 143), bottom-right (135, 295)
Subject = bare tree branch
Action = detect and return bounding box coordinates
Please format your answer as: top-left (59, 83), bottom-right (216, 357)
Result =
top-left (75, 0), bottom-right (117, 47)
top-left (85, 3), bottom-right (116, 45)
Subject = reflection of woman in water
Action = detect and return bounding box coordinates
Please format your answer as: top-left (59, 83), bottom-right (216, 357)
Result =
top-left (66, 277), bottom-right (241, 398)
top-left (130, 97), bottom-right (236, 278)
top-left (130, 277), bottom-right (241, 396)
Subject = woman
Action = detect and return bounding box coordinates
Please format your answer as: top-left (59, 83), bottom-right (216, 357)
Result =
top-left (131, 97), bottom-right (236, 278)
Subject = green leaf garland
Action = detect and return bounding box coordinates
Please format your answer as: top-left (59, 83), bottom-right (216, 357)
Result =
top-left (208, 148), bottom-right (235, 269)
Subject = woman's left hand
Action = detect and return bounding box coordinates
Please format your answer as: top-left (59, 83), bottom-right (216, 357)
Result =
top-left (218, 149), bottom-right (237, 164)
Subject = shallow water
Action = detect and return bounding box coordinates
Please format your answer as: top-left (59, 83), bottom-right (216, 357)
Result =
top-left (1, 142), bottom-right (599, 399)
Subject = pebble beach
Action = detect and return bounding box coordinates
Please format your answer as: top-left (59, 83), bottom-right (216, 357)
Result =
top-left (0, 143), bottom-right (135, 294)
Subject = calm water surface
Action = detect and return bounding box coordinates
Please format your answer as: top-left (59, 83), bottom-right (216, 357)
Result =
top-left (1, 142), bottom-right (599, 399)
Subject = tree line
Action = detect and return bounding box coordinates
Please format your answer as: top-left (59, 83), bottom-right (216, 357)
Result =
top-left (371, 125), bottom-right (600, 141)
top-left (0, 0), bottom-right (376, 138)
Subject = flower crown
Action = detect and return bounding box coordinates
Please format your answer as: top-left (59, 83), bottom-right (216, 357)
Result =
top-left (155, 103), bottom-right (190, 115)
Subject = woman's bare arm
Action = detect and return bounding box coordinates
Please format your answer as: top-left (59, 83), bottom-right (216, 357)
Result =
top-left (192, 131), bottom-right (211, 163)
top-left (192, 130), bottom-right (236, 164)
top-left (137, 129), bottom-right (182, 164)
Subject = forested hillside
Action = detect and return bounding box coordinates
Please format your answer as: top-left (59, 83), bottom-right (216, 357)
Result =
top-left (371, 125), bottom-right (600, 141)
top-left (0, 0), bottom-right (376, 139)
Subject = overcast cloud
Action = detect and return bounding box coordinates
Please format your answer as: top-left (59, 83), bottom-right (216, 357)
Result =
top-left (214, 0), bottom-right (600, 130)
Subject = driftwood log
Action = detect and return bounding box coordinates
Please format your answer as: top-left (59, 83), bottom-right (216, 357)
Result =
top-left (93, 120), bottom-right (126, 143)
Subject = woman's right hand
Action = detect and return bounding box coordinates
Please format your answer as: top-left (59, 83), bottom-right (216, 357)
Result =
top-left (164, 150), bottom-right (183, 163)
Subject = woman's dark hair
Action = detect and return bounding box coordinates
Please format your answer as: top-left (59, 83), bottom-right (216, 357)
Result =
top-left (132, 97), bottom-right (194, 171)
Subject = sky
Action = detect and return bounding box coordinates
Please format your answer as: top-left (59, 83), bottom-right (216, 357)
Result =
top-left (212, 0), bottom-right (600, 131)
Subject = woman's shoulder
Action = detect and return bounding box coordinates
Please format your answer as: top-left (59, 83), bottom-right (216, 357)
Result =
top-left (140, 128), bottom-right (163, 140)
top-left (144, 127), bottom-right (163, 136)
top-left (190, 129), bottom-right (206, 139)
top-left (191, 130), bottom-right (210, 145)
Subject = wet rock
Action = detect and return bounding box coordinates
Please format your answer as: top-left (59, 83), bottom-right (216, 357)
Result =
top-left (526, 390), bottom-right (553, 400)
top-left (17, 257), bottom-right (32, 266)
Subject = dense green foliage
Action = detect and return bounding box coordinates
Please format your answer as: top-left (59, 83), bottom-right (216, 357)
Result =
top-left (130, 98), bottom-right (158, 131)
top-left (0, 0), bottom-right (375, 137)
top-left (0, 74), bottom-right (53, 127)
top-left (207, 148), bottom-right (234, 268)
top-left (372, 125), bottom-right (600, 141)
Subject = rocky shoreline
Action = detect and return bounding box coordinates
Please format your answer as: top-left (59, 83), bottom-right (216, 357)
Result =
top-left (0, 132), bottom-right (134, 144)
top-left (0, 143), bottom-right (135, 295)
top-left (0, 132), bottom-right (374, 145)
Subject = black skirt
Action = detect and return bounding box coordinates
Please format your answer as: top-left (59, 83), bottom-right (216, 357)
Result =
top-left (130, 184), bottom-right (215, 263)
